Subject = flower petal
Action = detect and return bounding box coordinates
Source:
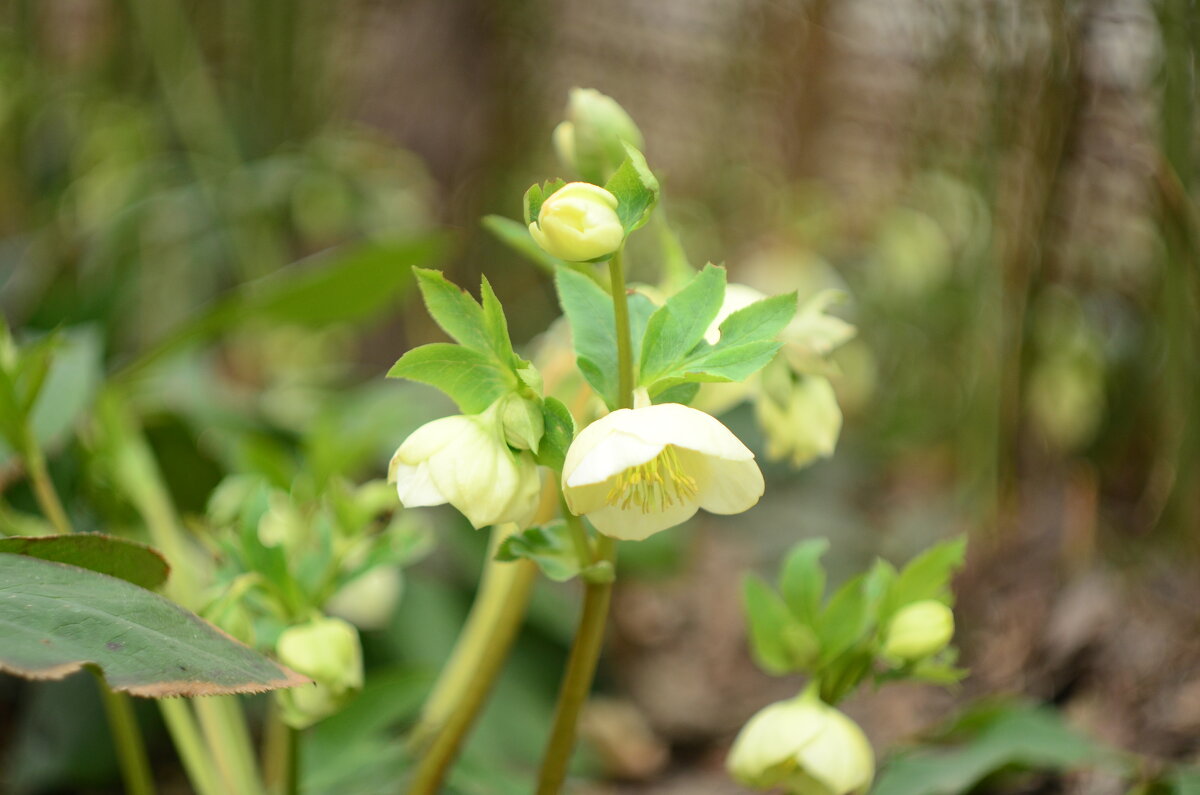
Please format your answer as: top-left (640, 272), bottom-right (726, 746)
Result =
top-left (687, 452), bottom-right (765, 515)
top-left (393, 461), bottom-right (447, 508)
top-left (584, 497), bottom-right (699, 541)
top-left (610, 403), bottom-right (756, 462)
top-left (564, 424), bottom-right (663, 488)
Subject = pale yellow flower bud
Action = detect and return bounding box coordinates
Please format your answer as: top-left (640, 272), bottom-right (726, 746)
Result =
top-left (275, 616), bottom-right (363, 728)
top-left (882, 600), bottom-right (954, 662)
top-left (728, 695), bottom-right (874, 795)
top-left (529, 182), bottom-right (624, 262)
top-left (556, 88), bottom-right (644, 181)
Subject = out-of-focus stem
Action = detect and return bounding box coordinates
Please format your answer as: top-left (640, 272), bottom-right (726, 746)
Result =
top-left (95, 672), bottom-right (156, 795)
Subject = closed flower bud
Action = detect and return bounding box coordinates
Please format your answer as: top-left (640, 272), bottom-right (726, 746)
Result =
top-left (325, 565), bottom-right (403, 630)
top-left (529, 182), bottom-right (624, 263)
top-left (555, 87), bottom-right (644, 182)
top-left (389, 403), bottom-right (541, 529)
top-left (500, 393), bottom-right (545, 452)
top-left (882, 600), bottom-right (954, 662)
top-left (275, 616), bottom-right (363, 728)
top-left (728, 694), bottom-right (874, 795)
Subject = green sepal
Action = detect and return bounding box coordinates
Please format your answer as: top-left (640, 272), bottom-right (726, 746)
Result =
top-left (523, 178), bottom-right (567, 226)
top-left (604, 144), bottom-right (659, 234)
top-left (534, 397), bottom-right (575, 471)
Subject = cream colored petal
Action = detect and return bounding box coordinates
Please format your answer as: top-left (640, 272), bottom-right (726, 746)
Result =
top-left (393, 461), bottom-right (447, 508)
top-left (615, 404), bottom-right (756, 462)
top-left (396, 415), bottom-right (474, 463)
top-left (727, 700), bottom-right (826, 788)
top-left (562, 478), bottom-right (613, 516)
top-left (795, 708), bottom-right (874, 794)
top-left (584, 496), bottom-right (699, 541)
top-left (564, 430), bottom-right (663, 488)
top-left (562, 408), bottom-right (631, 480)
top-left (688, 452), bottom-right (765, 515)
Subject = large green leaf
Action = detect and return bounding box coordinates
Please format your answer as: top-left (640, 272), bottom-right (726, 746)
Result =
top-left (0, 534), bottom-right (169, 591)
top-left (0, 553), bottom-right (307, 697)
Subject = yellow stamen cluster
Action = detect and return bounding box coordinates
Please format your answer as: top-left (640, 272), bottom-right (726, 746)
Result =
top-left (605, 445), bottom-right (698, 513)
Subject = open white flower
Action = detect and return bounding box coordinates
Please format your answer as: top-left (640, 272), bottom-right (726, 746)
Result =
top-left (728, 695), bottom-right (874, 795)
top-left (561, 403), bottom-right (764, 541)
top-left (389, 409), bottom-right (540, 529)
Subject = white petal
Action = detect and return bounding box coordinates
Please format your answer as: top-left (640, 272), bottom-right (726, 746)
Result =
top-left (686, 451), bottom-right (765, 514)
top-left (795, 707), bottom-right (874, 794)
top-left (562, 409), bottom-right (631, 482)
top-left (584, 497), bottom-right (700, 541)
top-left (393, 461), bottom-right (447, 508)
top-left (564, 429), bottom-right (663, 488)
top-left (396, 415), bottom-right (474, 463)
top-left (611, 404), bottom-right (756, 462)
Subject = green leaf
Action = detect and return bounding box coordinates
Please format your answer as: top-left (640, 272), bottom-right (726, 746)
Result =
top-left (715, 291), bottom-right (799, 348)
top-left (0, 553), bottom-right (308, 696)
top-left (387, 344), bottom-right (515, 413)
top-left (496, 523), bottom-right (583, 582)
top-left (412, 267), bottom-right (491, 354)
top-left (872, 702), bottom-right (1118, 795)
top-left (482, 215), bottom-right (568, 275)
top-left (652, 382), bottom-right (700, 405)
top-left (0, 327), bottom-right (103, 467)
top-left (817, 574), bottom-right (870, 665)
top-left (554, 266), bottom-right (619, 405)
top-left (0, 535), bottom-right (169, 591)
top-left (604, 144), bottom-right (659, 233)
top-left (646, 341), bottom-right (783, 396)
top-left (535, 398), bottom-right (575, 471)
top-left (523, 179), bottom-right (566, 226)
top-left (639, 264), bottom-right (727, 382)
top-left (742, 573), bottom-right (803, 675)
top-left (479, 276), bottom-right (518, 367)
top-left (884, 536), bottom-right (967, 618)
top-left (780, 539), bottom-right (828, 626)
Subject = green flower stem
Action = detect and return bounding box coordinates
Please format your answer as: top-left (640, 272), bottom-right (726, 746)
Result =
top-left (19, 426), bottom-right (158, 795)
top-left (263, 702), bottom-right (299, 795)
top-left (159, 700), bottom-right (225, 795)
top-left (99, 394), bottom-right (263, 795)
top-left (608, 247), bottom-right (635, 410)
top-left (536, 247), bottom-right (634, 793)
top-left (406, 530), bottom-right (539, 793)
top-left (562, 498), bottom-right (593, 565)
top-left (94, 671), bottom-right (156, 795)
top-left (20, 428), bottom-right (70, 535)
top-left (536, 535), bottom-right (616, 795)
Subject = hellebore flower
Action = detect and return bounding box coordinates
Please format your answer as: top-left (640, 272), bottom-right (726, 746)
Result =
top-left (529, 182), bottom-right (624, 262)
top-left (275, 616), bottom-right (363, 729)
top-left (561, 403), bottom-right (764, 541)
top-left (389, 406), bottom-right (541, 529)
top-left (755, 371), bottom-right (843, 468)
top-left (727, 694), bottom-right (874, 795)
top-left (882, 600), bottom-right (954, 662)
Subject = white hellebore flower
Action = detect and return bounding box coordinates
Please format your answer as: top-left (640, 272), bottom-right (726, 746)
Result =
top-left (389, 406), bottom-right (540, 529)
top-left (728, 695), bottom-right (874, 795)
top-left (561, 403), bottom-right (764, 541)
top-left (529, 182), bottom-right (624, 262)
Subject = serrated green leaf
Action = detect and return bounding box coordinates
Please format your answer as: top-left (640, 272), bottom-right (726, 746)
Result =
top-left (412, 268), bottom-right (490, 354)
top-left (639, 264), bottom-right (726, 382)
top-left (742, 573), bottom-right (802, 675)
top-left (482, 215), bottom-right (568, 275)
top-left (884, 537), bottom-right (967, 618)
top-left (817, 574), bottom-right (870, 665)
top-left (387, 344), bottom-right (514, 414)
top-left (715, 292), bottom-right (799, 348)
top-left (780, 539), bottom-right (828, 626)
top-left (0, 535), bottom-right (169, 591)
top-left (646, 340), bottom-right (783, 396)
top-left (604, 144), bottom-right (659, 233)
top-left (0, 552), bottom-right (308, 696)
top-left (535, 397), bottom-right (575, 471)
top-left (496, 522), bottom-right (582, 582)
top-left (652, 382), bottom-right (700, 405)
top-left (479, 276), bottom-right (518, 367)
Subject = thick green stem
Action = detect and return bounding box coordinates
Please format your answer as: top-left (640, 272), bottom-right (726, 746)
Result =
top-left (263, 702), bottom-right (299, 795)
top-left (608, 248), bottom-right (635, 410)
top-left (535, 248), bottom-right (634, 793)
top-left (536, 536), bottom-right (616, 795)
top-left (95, 672), bottom-right (156, 795)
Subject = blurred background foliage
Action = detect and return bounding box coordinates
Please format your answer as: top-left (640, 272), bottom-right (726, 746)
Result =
top-left (1, 0), bottom-right (1199, 793)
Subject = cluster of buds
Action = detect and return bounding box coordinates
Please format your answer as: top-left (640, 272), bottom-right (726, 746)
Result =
top-left (274, 616), bottom-right (364, 729)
